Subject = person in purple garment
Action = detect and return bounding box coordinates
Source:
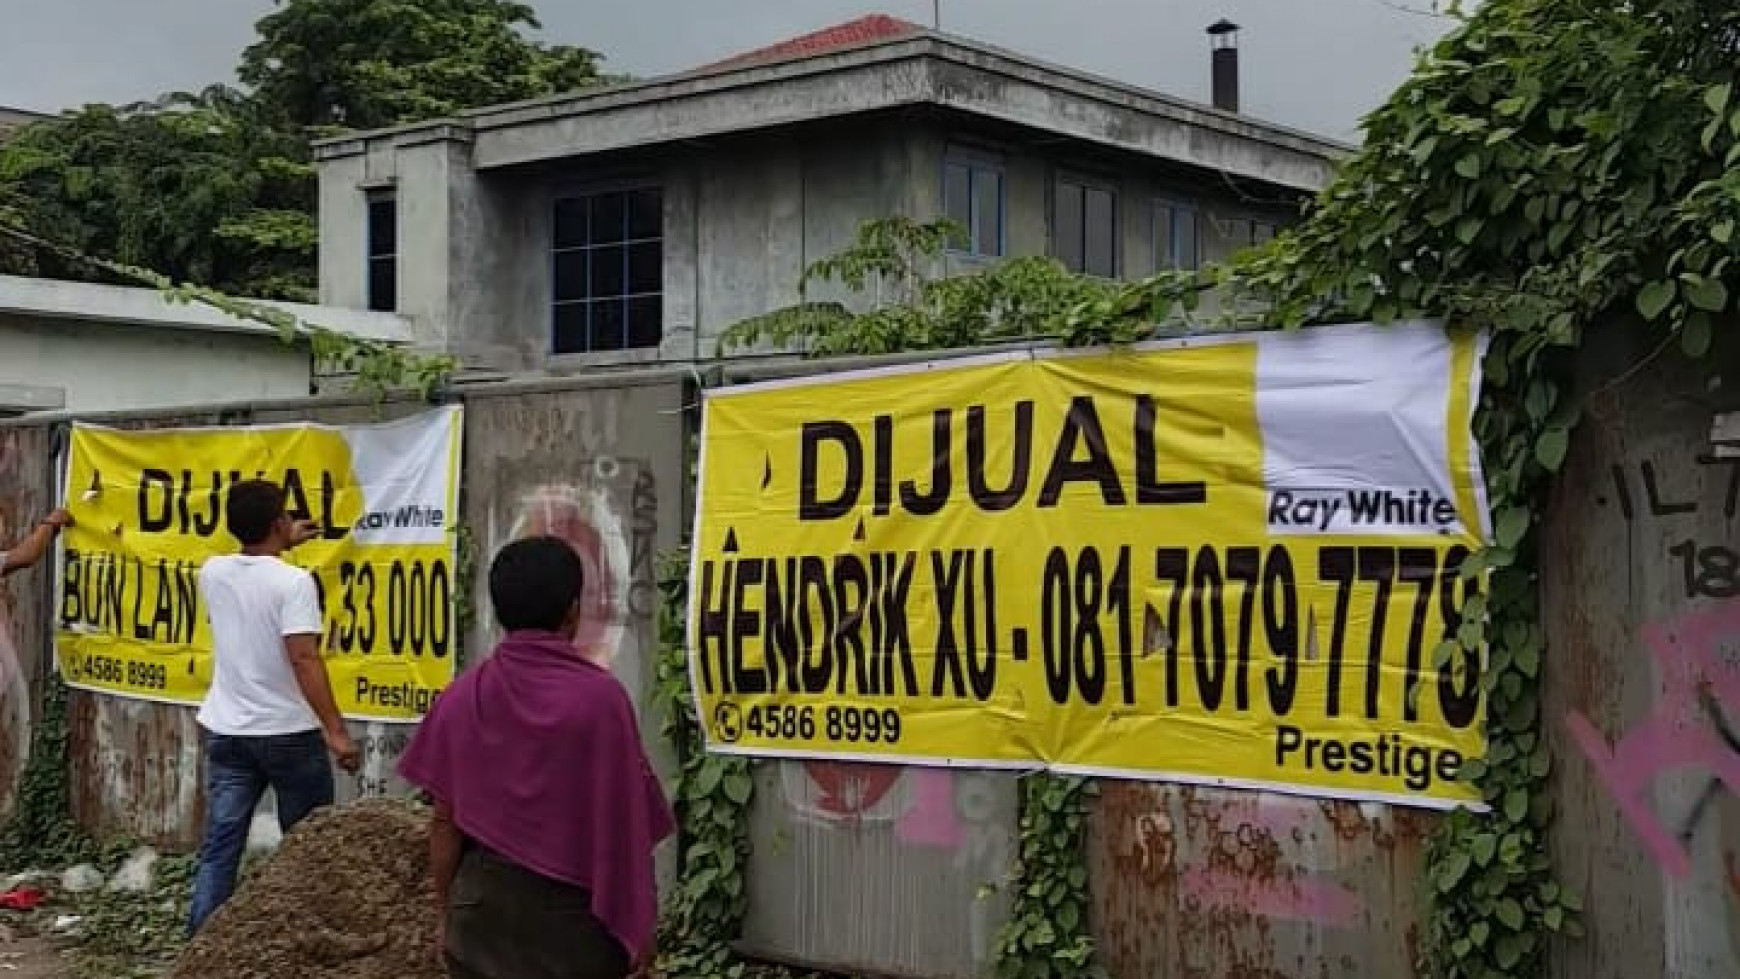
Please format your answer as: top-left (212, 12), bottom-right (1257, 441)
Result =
top-left (398, 536), bottom-right (673, 979)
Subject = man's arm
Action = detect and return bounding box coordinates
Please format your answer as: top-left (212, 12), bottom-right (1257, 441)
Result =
top-left (284, 633), bottom-right (359, 771)
top-left (281, 572), bottom-right (359, 772)
top-left (429, 797), bottom-right (462, 914)
top-left (0, 509), bottom-right (71, 577)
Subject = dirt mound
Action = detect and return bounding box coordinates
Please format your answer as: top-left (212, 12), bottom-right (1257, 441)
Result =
top-left (169, 798), bottom-right (443, 979)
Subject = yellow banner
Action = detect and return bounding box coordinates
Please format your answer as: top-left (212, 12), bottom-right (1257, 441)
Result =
top-left (688, 323), bottom-right (1489, 809)
top-left (55, 408), bottom-right (464, 723)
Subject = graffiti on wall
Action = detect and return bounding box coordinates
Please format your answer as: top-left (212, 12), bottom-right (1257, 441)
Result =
top-left (780, 762), bottom-right (1015, 962)
top-left (488, 456), bottom-right (659, 669)
top-left (1566, 597), bottom-right (1740, 884)
top-left (1574, 454), bottom-right (1740, 906)
top-left (1608, 458), bottom-right (1740, 600)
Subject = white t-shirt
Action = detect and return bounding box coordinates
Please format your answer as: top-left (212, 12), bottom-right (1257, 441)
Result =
top-left (195, 554), bottom-right (325, 737)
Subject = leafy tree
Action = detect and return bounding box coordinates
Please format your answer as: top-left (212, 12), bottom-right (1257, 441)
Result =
top-left (239, 0), bottom-right (602, 130)
top-left (721, 217), bottom-right (1121, 356)
top-left (0, 0), bottom-right (609, 298)
top-left (0, 90), bottom-right (317, 299)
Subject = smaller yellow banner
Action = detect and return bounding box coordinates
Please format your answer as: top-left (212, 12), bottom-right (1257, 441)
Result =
top-left (55, 409), bottom-right (464, 723)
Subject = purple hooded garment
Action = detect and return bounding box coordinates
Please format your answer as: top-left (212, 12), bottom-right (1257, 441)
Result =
top-left (398, 631), bottom-right (674, 963)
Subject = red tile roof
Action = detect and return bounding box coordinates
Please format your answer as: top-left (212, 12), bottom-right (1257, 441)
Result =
top-left (700, 14), bottom-right (925, 72)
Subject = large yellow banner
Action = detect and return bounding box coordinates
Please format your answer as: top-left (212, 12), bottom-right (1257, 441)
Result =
top-left (688, 322), bottom-right (1489, 809)
top-left (55, 407), bottom-right (464, 723)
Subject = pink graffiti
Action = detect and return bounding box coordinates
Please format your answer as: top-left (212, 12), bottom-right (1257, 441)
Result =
top-left (895, 768), bottom-right (967, 848)
top-left (1180, 866), bottom-right (1361, 926)
top-left (783, 763), bottom-right (988, 855)
top-left (509, 487), bottom-right (623, 660)
top-left (1566, 597), bottom-right (1740, 879)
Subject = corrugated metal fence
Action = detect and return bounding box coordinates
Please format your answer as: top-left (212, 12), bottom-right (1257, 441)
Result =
top-left (6, 336), bottom-right (1725, 979)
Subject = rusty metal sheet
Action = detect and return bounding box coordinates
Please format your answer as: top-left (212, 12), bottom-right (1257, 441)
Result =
top-left (1090, 782), bottom-right (1431, 979)
top-left (1542, 328), bottom-right (1740, 979)
top-left (738, 762), bottom-right (1017, 979)
top-left (0, 425), bottom-right (57, 819)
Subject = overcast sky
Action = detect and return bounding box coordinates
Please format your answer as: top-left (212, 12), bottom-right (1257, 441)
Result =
top-left (0, 0), bottom-right (1461, 140)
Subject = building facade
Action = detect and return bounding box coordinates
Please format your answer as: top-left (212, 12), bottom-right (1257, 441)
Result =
top-left (314, 16), bottom-right (1347, 373)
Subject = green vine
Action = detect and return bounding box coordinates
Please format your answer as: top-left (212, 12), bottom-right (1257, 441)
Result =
top-left (0, 676), bottom-right (98, 870)
top-left (1172, 1), bottom-right (1740, 973)
top-left (451, 520), bottom-right (476, 663)
top-left (653, 549), bottom-right (756, 978)
top-left (992, 775), bottom-right (1101, 979)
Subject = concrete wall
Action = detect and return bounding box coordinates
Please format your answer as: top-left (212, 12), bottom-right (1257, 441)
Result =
top-left (19, 332), bottom-right (1735, 978)
top-left (0, 375), bottom-right (687, 880)
top-left (1543, 324), bottom-right (1740, 979)
top-left (318, 112), bottom-right (1305, 375)
top-left (0, 314), bottom-right (313, 414)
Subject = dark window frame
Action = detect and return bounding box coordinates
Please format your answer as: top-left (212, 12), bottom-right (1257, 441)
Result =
top-left (365, 193), bottom-right (397, 313)
top-left (1152, 199), bottom-right (1201, 272)
top-left (943, 148), bottom-right (1006, 258)
top-left (549, 183), bottom-right (665, 355)
top-left (1052, 173), bottom-right (1120, 278)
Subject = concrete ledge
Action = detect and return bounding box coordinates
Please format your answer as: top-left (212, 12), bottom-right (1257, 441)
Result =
top-left (0, 275), bottom-right (414, 345)
top-left (312, 32), bottom-right (1348, 191)
top-left (0, 382), bottom-right (64, 412)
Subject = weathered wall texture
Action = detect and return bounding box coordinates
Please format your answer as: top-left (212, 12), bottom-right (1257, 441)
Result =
top-left (459, 378), bottom-right (686, 902)
top-left (0, 377), bottom-right (687, 865)
top-left (19, 334), bottom-right (1721, 979)
top-left (0, 427), bottom-right (55, 817)
top-left (0, 314), bottom-right (314, 414)
top-left (739, 761), bottom-right (1017, 978)
top-left (1544, 327), bottom-right (1740, 979)
top-left (1090, 783), bottom-right (1431, 979)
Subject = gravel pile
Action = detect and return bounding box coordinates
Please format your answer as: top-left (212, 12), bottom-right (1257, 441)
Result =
top-left (169, 798), bottom-right (443, 979)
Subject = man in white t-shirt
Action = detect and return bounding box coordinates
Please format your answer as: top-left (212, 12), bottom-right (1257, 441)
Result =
top-left (0, 508), bottom-right (72, 578)
top-left (186, 479), bottom-right (360, 935)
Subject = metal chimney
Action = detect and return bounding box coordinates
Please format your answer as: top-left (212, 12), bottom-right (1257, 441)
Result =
top-left (1207, 19), bottom-right (1240, 113)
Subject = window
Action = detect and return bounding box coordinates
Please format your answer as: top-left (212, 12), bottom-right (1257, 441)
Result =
top-left (1238, 218), bottom-right (1280, 248)
top-left (1153, 201), bottom-right (1199, 271)
top-left (944, 154), bottom-right (1004, 256)
top-left (366, 194), bottom-right (397, 313)
top-left (1054, 176), bottom-right (1118, 277)
top-left (551, 187), bottom-right (664, 354)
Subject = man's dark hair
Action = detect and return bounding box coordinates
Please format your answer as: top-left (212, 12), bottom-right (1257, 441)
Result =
top-left (490, 536), bottom-right (585, 633)
top-left (227, 480), bottom-right (287, 547)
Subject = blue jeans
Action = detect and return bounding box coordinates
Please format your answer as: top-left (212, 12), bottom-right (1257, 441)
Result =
top-left (186, 729), bottom-right (334, 934)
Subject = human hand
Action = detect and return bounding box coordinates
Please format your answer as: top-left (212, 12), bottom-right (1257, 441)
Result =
top-left (325, 728), bottom-right (361, 773)
top-left (288, 519), bottom-right (320, 547)
top-left (41, 509), bottom-right (73, 531)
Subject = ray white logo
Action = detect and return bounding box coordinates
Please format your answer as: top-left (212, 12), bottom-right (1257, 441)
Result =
top-left (353, 504), bottom-right (447, 532)
top-left (1267, 487), bottom-right (1459, 535)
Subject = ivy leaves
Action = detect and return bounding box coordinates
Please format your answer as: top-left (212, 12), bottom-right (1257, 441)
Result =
top-left (993, 776), bottom-right (1104, 979)
top-left (717, 218), bottom-right (1147, 358)
top-left (652, 551), bottom-right (755, 978)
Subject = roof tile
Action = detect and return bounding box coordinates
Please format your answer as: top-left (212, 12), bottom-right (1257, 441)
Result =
top-left (700, 14), bottom-right (924, 72)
